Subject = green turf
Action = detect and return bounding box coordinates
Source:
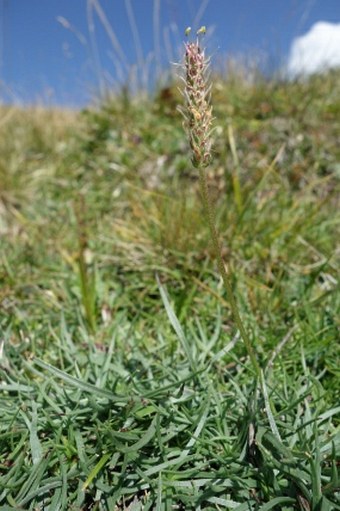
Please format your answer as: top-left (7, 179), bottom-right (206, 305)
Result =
top-left (0, 71), bottom-right (339, 509)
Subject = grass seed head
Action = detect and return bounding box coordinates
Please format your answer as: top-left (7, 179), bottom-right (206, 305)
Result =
top-left (180, 35), bottom-right (213, 168)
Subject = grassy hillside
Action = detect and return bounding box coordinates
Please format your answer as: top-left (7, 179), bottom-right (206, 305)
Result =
top-left (0, 70), bottom-right (339, 509)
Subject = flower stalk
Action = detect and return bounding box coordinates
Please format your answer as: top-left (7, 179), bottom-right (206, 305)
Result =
top-left (180, 31), bottom-right (261, 378)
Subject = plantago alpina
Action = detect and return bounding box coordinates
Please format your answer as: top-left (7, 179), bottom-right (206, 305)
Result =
top-left (179, 28), bottom-right (261, 377)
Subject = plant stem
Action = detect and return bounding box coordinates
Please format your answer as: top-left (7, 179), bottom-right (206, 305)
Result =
top-left (198, 166), bottom-right (261, 378)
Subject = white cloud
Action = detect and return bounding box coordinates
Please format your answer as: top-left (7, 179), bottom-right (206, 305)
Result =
top-left (287, 21), bottom-right (340, 77)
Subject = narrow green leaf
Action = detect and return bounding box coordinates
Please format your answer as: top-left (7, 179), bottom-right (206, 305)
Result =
top-left (157, 275), bottom-right (195, 369)
top-left (261, 370), bottom-right (281, 440)
top-left (30, 358), bottom-right (127, 402)
top-left (29, 401), bottom-right (43, 465)
top-left (82, 453), bottom-right (111, 490)
top-left (121, 416), bottom-right (157, 453)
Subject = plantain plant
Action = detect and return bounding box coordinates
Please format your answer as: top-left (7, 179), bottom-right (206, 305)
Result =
top-left (179, 28), bottom-right (261, 378)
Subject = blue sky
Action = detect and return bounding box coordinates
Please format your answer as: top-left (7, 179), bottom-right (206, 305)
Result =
top-left (0, 0), bottom-right (339, 107)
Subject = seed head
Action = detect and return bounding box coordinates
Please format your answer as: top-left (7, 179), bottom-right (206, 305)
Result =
top-left (179, 34), bottom-right (213, 168)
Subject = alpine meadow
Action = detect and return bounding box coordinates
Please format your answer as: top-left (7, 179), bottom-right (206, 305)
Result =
top-left (0, 15), bottom-right (339, 511)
